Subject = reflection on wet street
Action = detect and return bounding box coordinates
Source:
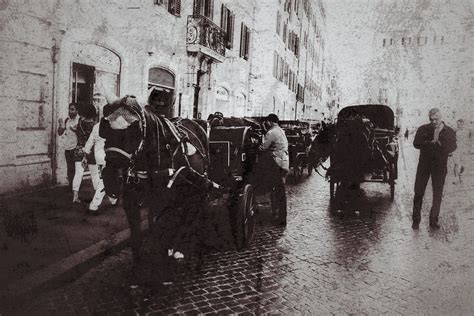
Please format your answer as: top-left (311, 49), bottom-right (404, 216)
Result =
top-left (18, 140), bottom-right (474, 315)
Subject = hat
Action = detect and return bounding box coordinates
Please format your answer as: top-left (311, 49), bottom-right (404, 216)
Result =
top-left (266, 113), bottom-right (279, 123)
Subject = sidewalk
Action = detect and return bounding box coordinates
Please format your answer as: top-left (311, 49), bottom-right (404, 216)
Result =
top-left (0, 181), bottom-right (143, 308)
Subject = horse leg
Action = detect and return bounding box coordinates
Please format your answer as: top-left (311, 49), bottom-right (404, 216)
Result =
top-left (123, 195), bottom-right (143, 263)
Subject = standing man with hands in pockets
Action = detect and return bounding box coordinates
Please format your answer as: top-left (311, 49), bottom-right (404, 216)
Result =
top-left (412, 108), bottom-right (456, 230)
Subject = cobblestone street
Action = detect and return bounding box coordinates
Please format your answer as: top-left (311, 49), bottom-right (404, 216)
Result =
top-left (11, 139), bottom-right (474, 315)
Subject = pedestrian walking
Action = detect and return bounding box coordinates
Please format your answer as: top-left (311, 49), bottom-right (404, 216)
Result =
top-left (453, 119), bottom-right (472, 184)
top-left (404, 128), bottom-right (409, 140)
top-left (259, 114), bottom-right (289, 226)
top-left (57, 103), bottom-right (79, 189)
top-left (83, 120), bottom-right (117, 213)
top-left (72, 103), bottom-right (100, 203)
top-left (412, 108), bottom-right (456, 230)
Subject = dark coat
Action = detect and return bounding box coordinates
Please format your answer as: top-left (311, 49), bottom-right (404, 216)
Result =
top-left (413, 123), bottom-right (456, 170)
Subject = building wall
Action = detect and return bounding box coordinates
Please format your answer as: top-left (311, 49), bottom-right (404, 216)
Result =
top-left (325, 0), bottom-right (472, 128)
top-left (0, 0), bottom-right (191, 193)
top-left (0, 0), bottom-right (330, 194)
top-left (370, 0), bottom-right (473, 129)
top-left (249, 0), bottom-right (327, 120)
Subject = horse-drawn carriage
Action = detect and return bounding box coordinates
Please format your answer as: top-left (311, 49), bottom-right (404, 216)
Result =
top-left (327, 104), bottom-right (399, 201)
top-left (207, 118), bottom-right (262, 249)
top-left (279, 120), bottom-right (312, 181)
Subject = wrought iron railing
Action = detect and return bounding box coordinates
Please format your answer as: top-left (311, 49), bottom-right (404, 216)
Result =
top-left (187, 15), bottom-right (226, 57)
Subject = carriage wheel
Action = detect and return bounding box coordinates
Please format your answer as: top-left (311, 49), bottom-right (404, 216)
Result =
top-left (230, 184), bottom-right (256, 250)
top-left (389, 165), bottom-right (395, 201)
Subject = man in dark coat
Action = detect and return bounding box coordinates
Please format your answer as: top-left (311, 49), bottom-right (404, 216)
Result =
top-left (412, 108), bottom-right (456, 230)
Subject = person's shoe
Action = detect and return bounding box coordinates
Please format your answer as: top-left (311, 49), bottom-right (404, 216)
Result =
top-left (430, 222), bottom-right (440, 230)
top-left (173, 251), bottom-right (184, 260)
top-left (87, 209), bottom-right (99, 216)
top-left (412, 222), bottom-right (420, 230)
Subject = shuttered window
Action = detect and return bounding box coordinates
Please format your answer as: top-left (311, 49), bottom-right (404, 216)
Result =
top-left (193, 0), bottom-right (213, 19)
top-left (239, 23), bottom-right (250, 60)
top-left (168, 0), bottom-right (181, 16)
top-left (221, 4), bottom-right (235, 49)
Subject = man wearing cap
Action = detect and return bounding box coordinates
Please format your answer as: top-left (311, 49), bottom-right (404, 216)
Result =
top-left (259, 114), bottom-right (289, 226)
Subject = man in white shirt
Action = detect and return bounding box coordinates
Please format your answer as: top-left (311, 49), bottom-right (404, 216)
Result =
top-left (58, 103), bottom-right (79, 189)
top-left (259, 114), bottom-right (289, 226)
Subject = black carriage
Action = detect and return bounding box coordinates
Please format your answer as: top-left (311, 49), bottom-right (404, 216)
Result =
top-left (328, 104), bottom-right (399, 201)
top-left (279, 120), bottom-right (312, 181)
top-left (208, 120), bottom-right (262, 249)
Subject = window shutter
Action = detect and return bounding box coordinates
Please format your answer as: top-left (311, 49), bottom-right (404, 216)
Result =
top-left (175, 0), bottom-right (181, 16)
top-left (228, 12), bottom-right (235, 49)
top-left (244, 26), bottom-right (250, 59)
top-left (193, 0), bottom-right (201, 15)
top-left (220, 3), bottom-right (225, 28)
top-left (240, 23), bottom-right (244, 57)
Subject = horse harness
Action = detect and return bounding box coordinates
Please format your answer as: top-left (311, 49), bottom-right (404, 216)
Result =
top-left (106, 107), bottom-right (212, 189)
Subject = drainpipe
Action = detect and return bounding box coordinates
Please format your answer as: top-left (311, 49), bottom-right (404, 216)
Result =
top-left (192, 56), bottom-right (207, 118)
top-left (50, 38), bottom-right (59, 185)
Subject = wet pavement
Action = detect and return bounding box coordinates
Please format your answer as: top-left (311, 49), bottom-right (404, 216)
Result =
top-left (6, 139), bottom-right (474, 315)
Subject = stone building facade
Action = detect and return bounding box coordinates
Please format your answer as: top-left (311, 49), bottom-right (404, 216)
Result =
top-left (371, 0), bottom-right (473, 129)
top-left (0, 0), bottom-right (330, 193)
top-left (326, 0), bottom-right (472, 129)
top-left (246, 0), bottom-right (327, 121)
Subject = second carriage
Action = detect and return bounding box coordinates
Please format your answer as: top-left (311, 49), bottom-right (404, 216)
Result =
top-left (327, 104), bottom-right (399, 201)
top-left (279, 120), bottom-right (313, 181)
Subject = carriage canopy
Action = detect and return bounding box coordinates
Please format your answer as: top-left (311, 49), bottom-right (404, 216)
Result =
top-left (338, 104), bottom-right (395, 130)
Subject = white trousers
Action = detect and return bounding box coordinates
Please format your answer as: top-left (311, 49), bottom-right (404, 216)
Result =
top-left (89, 173), bottom-right (106, 210)
top-left (72, 162), bottom-right (100, 192)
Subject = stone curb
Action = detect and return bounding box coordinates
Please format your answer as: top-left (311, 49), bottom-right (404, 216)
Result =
top-left (1, 219), bottom-right (148, 310)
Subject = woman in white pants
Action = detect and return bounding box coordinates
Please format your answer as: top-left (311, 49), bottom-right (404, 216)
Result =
top-left (72, 103), bottom-right (99, 203)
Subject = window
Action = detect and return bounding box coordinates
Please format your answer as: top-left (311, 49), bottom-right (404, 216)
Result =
top-left (276, 11), bottom-right (281, 35)
top-left (382, 38), bottom-right (386, 47)
top-left (297, 84), bottom-right (304, 102)
top-left (273, 51), bottom-right (278, 77)
top-left (221, 4), bottom-right (235, 49)
top-left (168, 0), bottom-right (181, 16)
top-left (282, 22), bottom-right (287, 44)
top-left (193, 0), bottom-right (213, 19)
top-left (390, 38), bottom-right (394, 45)
top-left (239, 23), bottom-right (250, 60)
top-left (154, 0), bottom-right (181, 16)
top-left (72, 63), bottom-right (95, 105)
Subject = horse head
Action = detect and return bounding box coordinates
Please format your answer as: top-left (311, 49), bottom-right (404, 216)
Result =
top-left (100, 95), bottom-right (147, 198)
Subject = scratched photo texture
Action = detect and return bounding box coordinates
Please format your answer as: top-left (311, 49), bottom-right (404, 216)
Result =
top-left (0, 0), bottom-right (473, 315)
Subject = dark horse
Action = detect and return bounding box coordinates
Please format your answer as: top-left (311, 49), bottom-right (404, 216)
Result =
top-left (307, 122), bottom-right (336, 173)
top-left (99, 95), bottom-right (214, 279)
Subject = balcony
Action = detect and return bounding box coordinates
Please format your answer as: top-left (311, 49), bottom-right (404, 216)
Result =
top-left (186, 15), bottom-right (226, 63)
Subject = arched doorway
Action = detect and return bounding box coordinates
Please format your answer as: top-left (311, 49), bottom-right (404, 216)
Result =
top-left (148, 67), bottom-right (175, 117)
top-left (71, 43), bottom-right (121, 118)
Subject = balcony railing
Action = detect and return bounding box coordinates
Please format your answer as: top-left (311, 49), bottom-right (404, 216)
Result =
top-left (187, 15), bottom-right (226, 62)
